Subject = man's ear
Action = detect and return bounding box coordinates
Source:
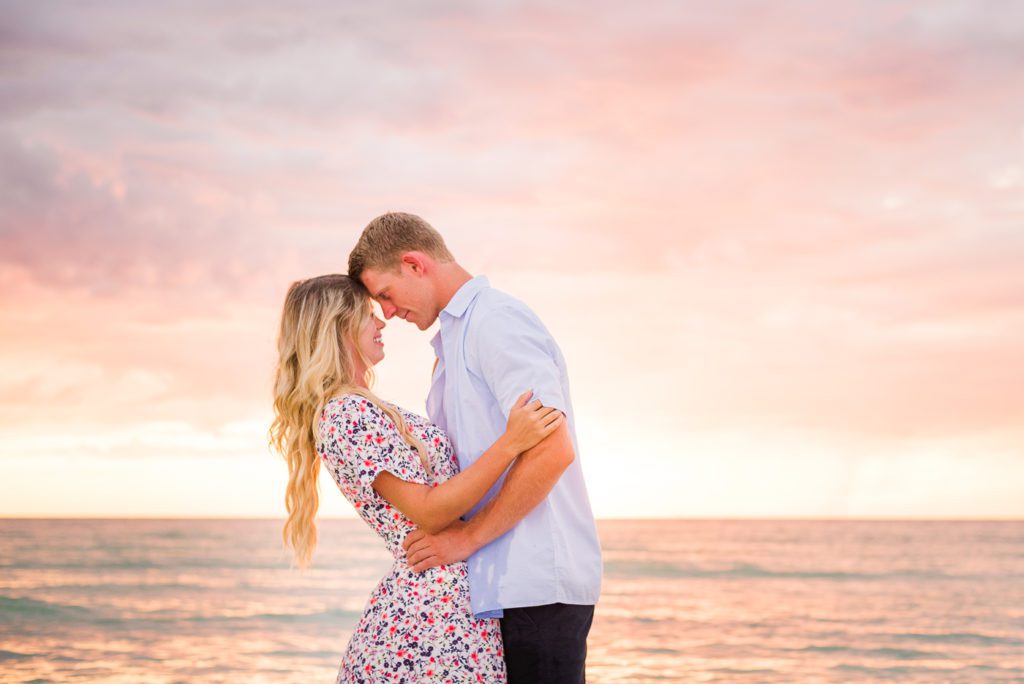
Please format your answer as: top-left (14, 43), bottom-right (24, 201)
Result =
top-left (401, 251), bottom-right (429, 276)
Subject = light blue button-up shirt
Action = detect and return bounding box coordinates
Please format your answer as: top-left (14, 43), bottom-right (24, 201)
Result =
top-left (426, 276), bottom-right (602, 618)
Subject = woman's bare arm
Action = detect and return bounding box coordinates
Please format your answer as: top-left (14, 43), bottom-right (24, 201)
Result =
top-left (372, 393), bottom-right (562, 534)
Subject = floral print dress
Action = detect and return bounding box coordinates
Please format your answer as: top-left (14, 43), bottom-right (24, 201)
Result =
top-left (318, 393), bottom-right (506, 684)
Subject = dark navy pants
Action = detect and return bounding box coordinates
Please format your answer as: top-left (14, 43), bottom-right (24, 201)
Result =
top-left (500, 602), bottom-right (595, 684)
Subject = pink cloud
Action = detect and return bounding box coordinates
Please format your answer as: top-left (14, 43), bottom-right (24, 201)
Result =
top-left (1, 1), bottom-right (1022, 517)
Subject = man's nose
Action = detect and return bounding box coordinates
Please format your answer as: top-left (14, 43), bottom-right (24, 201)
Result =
top-left (380, 302), bottom-right (397, 318)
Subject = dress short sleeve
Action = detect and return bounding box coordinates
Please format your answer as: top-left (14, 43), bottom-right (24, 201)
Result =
top-left (319, 394), bottom-right (429, 500)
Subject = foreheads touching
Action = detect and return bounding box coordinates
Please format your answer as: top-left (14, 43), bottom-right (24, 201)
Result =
top-left (347, 212), bottom-right (454, 329)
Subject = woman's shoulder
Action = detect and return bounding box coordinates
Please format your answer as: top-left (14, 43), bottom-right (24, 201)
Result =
top-left (326, 392), bottom-right (372, 410)
top-left (319, 394), bottom-right (390, 452)
top-left (321, 393), bottom-right (380, 427)
top-left (325, 393), bottom-right (416, 426)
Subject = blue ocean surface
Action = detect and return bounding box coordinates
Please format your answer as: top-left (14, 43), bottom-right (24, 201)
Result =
top-left (1, 519), bottom-right (1022, 683)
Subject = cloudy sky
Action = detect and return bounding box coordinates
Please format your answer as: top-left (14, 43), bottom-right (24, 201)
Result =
top-left (2, 0), bottom-right (1022, 518)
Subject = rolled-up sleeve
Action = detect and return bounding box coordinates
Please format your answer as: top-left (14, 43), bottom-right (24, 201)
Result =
top-left (466, 304), bottom-right (567, 418)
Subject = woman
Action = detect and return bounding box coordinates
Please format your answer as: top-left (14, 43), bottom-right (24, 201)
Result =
top-left (269, 274), bottom-right (562, 683)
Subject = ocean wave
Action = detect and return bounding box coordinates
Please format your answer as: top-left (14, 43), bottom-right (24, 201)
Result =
top-left (0, 594), bottom-right (364, 631)
top-left (635, 646), bottom-right (682, 656)
top-left (796, 645), bottom-right (944, 660)
top-left (603, 559), bottom-right (968, 581)
top-left (3, 582), bottom-right (222, 595)
top-left (85, 606), bottom-right (364, 629)
top-left (245, 607), bottom-right (363, 623)
top-left (0, 595), bottom-right (91, 619)
top-left (265, 649), bottom-right (340, 659)
top-left (894, 631), bottom-right (1023, 646)
top-left (832, 664), bottom-right (934, 675)
top-left (1, 561), bottom-right (161, 571)
top-left (1, 560), bottom-right (290, 571)
top-left (708, 667), bottom-right (778, 675)
top-left (833, 663), bottom-right (1023, 677)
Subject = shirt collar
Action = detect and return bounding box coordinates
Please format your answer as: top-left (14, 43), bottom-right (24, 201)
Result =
top-left (441, 275), bottom-right (489, 319)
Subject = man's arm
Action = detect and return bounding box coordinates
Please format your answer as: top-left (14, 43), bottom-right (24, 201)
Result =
top-left (403, 419), bottom-right (573, 572)
top-left (404, 301), bottom-right (572, 571)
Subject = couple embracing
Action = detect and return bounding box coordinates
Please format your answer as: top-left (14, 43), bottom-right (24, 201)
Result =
top-left (270, 212), bottom-right (602, 683)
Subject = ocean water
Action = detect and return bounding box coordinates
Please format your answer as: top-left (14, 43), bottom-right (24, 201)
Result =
top-left (1, 519), bottom-right (1022, 683)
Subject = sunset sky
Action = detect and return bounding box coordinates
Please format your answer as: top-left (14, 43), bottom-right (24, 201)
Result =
top-left (2, 1), bottom-right (1022, 519)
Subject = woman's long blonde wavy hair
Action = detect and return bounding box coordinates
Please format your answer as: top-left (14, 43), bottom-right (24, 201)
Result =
top-left (268, 274), bottom-right (431, 568)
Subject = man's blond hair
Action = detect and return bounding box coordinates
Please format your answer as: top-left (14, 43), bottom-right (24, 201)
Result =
top-left (348, 212), bottom-right (454, 280)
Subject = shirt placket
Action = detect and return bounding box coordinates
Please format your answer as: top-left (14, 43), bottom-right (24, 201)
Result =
top-left (439, 318), bottom-right (460, 457)
top-left (426, 334), bottom-right (447, 434)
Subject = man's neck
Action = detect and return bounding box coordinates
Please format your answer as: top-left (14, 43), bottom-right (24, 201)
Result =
top-left (435, 263), bottom-right (474, 311)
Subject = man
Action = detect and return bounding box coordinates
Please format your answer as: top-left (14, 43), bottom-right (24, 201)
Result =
top-left (348, 212), bottom-right (602, 683)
